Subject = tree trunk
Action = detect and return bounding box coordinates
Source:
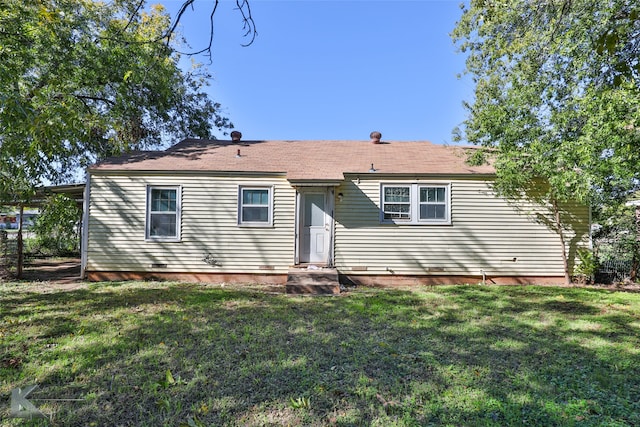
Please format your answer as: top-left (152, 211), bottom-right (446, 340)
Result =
top-left (16, 204), bottom-right (24, 279)
top-left (552, 198), bottom-right (571, 285)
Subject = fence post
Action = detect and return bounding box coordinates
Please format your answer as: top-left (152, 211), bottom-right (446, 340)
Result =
top-left (16, 205), bottom-right (24, 279)
top-left (1, 230), bottom-right (6, 278)
top-left (631, 206), bottom-right (640, 281)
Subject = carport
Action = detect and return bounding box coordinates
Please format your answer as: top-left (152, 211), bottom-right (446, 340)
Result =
top-left (1, 183), bottom-right (85, 278)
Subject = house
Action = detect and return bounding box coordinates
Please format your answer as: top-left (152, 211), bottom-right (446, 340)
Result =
top-left (82, 134), bottom-right (590, 286)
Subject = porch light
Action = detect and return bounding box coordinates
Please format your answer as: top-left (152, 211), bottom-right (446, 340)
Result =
top-left (369, 163), bottom-right (376, 173)
top-left (338, 193), bottom-right (344, 201)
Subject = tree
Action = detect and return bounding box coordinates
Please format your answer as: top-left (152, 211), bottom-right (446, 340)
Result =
top-left (1, 0), bottom-right (251, 276)
top-left (32, 194), bottom-right (82, 256)
top-left (452, 0), bottom-right (640, 284)
top-left (0, 0), bottom-right (234, 194)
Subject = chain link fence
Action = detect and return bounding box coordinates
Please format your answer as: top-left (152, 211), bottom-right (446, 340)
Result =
top-left (0, 230), bottom-right (18, 279)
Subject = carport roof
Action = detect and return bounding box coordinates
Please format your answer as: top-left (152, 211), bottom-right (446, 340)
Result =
top-left (35, 184), bottom-right (85, 207)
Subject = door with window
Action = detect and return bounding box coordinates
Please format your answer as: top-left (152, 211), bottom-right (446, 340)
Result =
top-left (299, 190), bottom-right (330, 264)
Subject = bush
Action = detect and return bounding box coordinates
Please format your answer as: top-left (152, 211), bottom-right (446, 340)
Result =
top-left (574, 248), bottom-right (598, 284)
top-left (31, 195), bottom-right (81, 256)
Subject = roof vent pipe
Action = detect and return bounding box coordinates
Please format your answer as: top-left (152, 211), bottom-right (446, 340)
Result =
top-left (370, 131), bottom-right (382, 144)
top-left (231, 130), bottom-right (242, 142)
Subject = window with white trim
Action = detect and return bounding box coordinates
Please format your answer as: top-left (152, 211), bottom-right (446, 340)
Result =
top-left (383, 185), bottom-right (411, 220)
top-left (238, 186), bottom-right (273, 226)
top-left (419, 186), bottom-right (447, 220)
top-left (380, 183), bottom-right (451, 224)
top-left (146, 186), bottom-right (181, 240)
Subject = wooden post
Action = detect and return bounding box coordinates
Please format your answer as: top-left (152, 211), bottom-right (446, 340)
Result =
top-left (16, 204), bottom-right (24, 279)
top-left (631, 206), bottom-right (640, 282)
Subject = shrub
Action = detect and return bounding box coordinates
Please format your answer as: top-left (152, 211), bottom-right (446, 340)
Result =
top-left (31, 195), bottom-right (81, 256)
top-left (574, 248), bottom-right (598, 284)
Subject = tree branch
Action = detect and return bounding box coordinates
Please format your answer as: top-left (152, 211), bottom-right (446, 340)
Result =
top-left (165, 0), bottom-right (197, 45)
top-left (173, 0), bottom-right (220, 61)
top-left (236, 0), bottom-right (257, 47)
top-left (92, 1), bottom-right (257, 60)
top-left (170, 0), bottom-right (257, 60)
top-left (73, 94), bottom-right (116, 106)
top-left (122, 0), bottom-right (146, 33)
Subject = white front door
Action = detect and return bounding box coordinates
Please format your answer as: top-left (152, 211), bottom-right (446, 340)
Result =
top-left (299, 190), bottom-right (330, 264)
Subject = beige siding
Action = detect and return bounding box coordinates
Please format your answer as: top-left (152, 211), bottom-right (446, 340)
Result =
top-left (87, 172), bottom-right (590, 280)
top-left (86, 173), bottom-right (296, 274)
top-left (334, 175), bottom-right (590, 277)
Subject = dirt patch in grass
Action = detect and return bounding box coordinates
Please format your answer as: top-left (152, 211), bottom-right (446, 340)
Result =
top-left (22, 258), bottom-right (81, 281)
top-left (6, 258), bottom-right (84, 292)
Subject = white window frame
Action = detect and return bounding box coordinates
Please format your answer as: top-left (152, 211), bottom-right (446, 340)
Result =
top-left (381, 184), bottom-right (412, 221)
top-left (146, 185), bottom-right (181, 241)
top-left (238, 185), bottom-right (274, 227)
top-left (380, 182), bottom-right (451, 225)
top-left (418, 185), bottom-right (449, 222)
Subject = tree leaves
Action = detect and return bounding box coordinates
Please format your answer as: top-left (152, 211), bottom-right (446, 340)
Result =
top-left (452, 0), bottom-right (640, 207)
top-left (0, 0), bottom-right (233, 201)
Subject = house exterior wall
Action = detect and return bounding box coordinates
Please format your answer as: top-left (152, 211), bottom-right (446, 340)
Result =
top-left (333, 175), bottom-right (590, 282)
top-left (85, 172), bottom-right (296, 277)
top-left (85, 172), bottom-right (590, 285)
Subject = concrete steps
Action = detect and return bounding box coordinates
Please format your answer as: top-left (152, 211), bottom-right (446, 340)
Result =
top-left (285, 267), bottom-right (340, 295)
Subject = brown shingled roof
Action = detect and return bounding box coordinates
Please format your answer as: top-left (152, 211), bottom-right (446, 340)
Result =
top-left (90, 139), bottom-right (495, 180)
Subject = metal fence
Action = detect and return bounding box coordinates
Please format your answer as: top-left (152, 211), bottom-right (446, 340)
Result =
top-left (0, 231), bottom-right (17, 279)
top-left (595, 259), bottom-right (632, 284)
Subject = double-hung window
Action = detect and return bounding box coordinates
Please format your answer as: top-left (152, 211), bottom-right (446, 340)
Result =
top-left (146, 186), bottom-right (181, 240)
top-left (383, 186), bottom-right (411, 220)
top-left (381, 183), bottom-right (451, 224)
top-left (419, 186), bottom-right (447, 221)
top-left (238, 186), bottom-right (273, 226)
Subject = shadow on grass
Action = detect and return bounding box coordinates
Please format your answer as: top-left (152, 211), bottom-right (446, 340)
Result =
top-left (1, 283), bottom-right (639, 426)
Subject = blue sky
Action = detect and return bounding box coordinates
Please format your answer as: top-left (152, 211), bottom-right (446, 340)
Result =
top-left (160, 0), bottom-right (472, 144)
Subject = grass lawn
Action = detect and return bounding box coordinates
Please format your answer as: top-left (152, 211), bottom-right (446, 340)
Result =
top-left (1, 281), bottom-right (640, 426)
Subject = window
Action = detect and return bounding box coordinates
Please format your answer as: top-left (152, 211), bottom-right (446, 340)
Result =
top-left (238, 186), bottom-right (273, 226)
top-left (383, 186), bottom-right (411, 220)
top-left (420, 187), bottom-right (447, 220)
top-left (146, 186), bottom-right (181, 240)
top-left (381, 183), bottom-right (450, 224)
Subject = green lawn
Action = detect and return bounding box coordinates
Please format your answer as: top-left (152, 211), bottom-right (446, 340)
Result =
top-left (1, 281), bottom-right (639, 426)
